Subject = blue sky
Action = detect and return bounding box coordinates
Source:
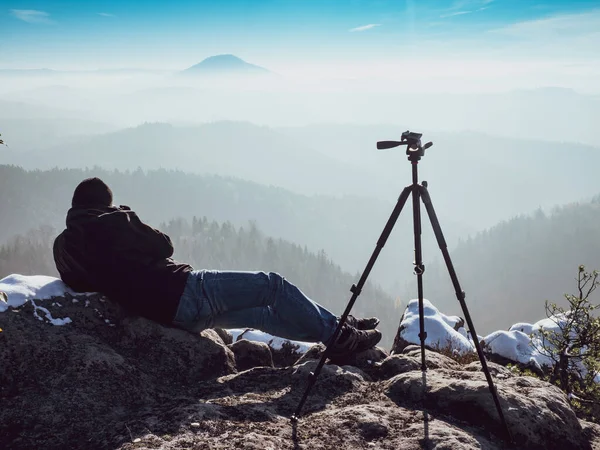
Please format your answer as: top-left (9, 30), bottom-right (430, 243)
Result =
top-left (1, 0), bottom-right (600, 72)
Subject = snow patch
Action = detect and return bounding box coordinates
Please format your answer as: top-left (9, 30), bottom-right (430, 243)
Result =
top-left (228, 328), bottom-right (313, 354)
top-left (31, 300), bottom-right (72, 326)
top-left (398, 299), bottom-right (475, 355)
top-left (0, 274), bottom-right (95, 326)
top-left (481, 329), bottom-right (553, 369)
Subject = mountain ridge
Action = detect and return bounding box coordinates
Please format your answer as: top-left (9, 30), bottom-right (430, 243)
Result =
top-left (181, 54), bottom-right (270, 75)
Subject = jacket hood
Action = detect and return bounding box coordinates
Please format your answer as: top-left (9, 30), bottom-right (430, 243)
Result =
top-left (66, 205), bottom-right (119, 227)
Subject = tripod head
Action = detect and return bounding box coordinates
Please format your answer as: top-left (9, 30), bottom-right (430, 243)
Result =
top-left (377, 130), bottom-right (433, 162)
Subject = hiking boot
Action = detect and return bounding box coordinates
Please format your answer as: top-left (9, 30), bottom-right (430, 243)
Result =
top-left (328, 324), bottom-right (382, 358)
top-left (346, 315), bottom-right (380, 330)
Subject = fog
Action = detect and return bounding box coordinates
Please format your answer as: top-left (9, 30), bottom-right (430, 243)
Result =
top-left (1, 68), bottom-right (599, 146)
top-left (1, 57), bottom-right (600, 329)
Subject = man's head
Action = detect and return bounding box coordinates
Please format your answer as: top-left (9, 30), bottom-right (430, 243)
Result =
top-left (72, 177), bottom-right (113, 208)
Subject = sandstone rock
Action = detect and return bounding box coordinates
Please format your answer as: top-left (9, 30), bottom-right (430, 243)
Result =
top-left (230, 338), bottom-right (274, 371)
top-left (0, 294), bottom-right (236, 450)
top-left (212, 327), bottom-right (233, 345)
top-left (333, 345), bottom-right (388, 367)
top-left (267, 339), bottom-right (304, 367)
top-left (402, 347), bottom-right (461, 370)
top-left (1, 292), bottom-right (597, 450)
top-left (384, 369), bottom-right (589, 449)
top-left (293, 343), bottom-right (325, 365)
top-left (463, 360), bottom-right (514, 379)
top-left (582, 421), bottom-right (600, 450)
top-left (379, 354), bottom-right (421, 379)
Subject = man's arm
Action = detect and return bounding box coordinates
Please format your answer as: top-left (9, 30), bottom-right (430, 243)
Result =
top-left (126, 210), bottom-right (174, 259)
top-left (95, 207), bottom-right (174, 261)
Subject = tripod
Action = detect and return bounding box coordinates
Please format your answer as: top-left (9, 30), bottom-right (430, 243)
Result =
top-left (291, 131), bottom-right (513, 443)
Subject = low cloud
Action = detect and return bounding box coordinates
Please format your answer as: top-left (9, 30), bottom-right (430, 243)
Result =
top-left (10, 9), bottom-right (53, 24)
top-left (349, 24), bottom-right (381, 32)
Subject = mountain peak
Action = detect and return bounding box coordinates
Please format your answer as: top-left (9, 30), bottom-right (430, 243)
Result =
top-left (182, 54), bottom-right (269, 75)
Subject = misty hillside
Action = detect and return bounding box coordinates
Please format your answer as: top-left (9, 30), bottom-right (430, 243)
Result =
top-left (405, 195), bottom-right (600, 334)
top-left (2, 121), bottom-right (599, 232)
top-left (0, 121), bottom-right (368, 198)
top-left (0, 217), bottom-right (400, 348)
top-left (0, 165), bottom-right (465, 293)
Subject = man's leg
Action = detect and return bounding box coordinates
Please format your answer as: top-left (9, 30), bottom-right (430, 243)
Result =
top-left (174, 270), bottom-right (338, 343)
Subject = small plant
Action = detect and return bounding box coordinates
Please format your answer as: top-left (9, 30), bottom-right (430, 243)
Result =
top-left (531, 265), bottom-right (600, 422)
top-left (431, 337), bottom-right (479, 365)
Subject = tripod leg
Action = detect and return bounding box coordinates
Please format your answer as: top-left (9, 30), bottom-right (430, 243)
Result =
top-left (418, 184), bottom-right (513, 444)
top-left (411, 171), bottom-right (427, 372)
top-left (291, 185), bottom-right (413, 421)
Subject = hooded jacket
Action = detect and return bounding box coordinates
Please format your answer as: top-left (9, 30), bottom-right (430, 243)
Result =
top-left (53, 205), bottom-right (192, 324)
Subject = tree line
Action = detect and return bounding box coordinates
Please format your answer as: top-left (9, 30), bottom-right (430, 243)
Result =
top-left (0, 217), bottom-right (402, 348)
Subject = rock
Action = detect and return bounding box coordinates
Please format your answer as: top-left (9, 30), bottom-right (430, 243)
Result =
top-left (293, 343), bottom-right (325, 365)
top-left (229, 339), bottom-right (274, 371)
top-left (401, 344), bottom-right (422, 353)
top-left (581, 421), bottom-right (600, 450)
top-left (270, 339), bottom-right (307, 367)
top-left (1, 291), bottom-right (597, 450)
top-left (453, 317), bottom-right (465, 331)
top-left (379, 354), bottom-right (421, 379)
top-left (402, 347), bottom-right (461, 370)
top-left (212, 327), bottom-right (233, 345)
top-left (0, 294), bottom-right (236, 450)
top-left (485, 351), bottom-right (546, 378)
top-left (463, 360), bottom-right (514, 379)
top-left (338, 346), bottom-right (388, 366)
top-left (384, 369), bottom-right (589, 450)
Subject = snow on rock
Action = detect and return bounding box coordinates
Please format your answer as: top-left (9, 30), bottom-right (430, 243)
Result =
top-left (489, 313), bottom-right (576, 370)
top-left (508, 322), bottom-right (534, 334)
top-left (398, 299), bottom-right (475, 355)
top-left (31, 300), bottom-right (72, 326)
top-left (0, 274), bottom-right (95, 325)
top-left (227, 328), bottom-right (313, 354)
top-left (481, 329), bottom-right (553, 370)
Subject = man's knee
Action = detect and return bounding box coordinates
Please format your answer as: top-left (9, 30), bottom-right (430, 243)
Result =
top-left (262, 271), bottom-right (286, 304)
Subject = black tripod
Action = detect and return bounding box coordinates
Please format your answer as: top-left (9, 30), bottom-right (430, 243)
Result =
top-left (291, 131), bottom-right (512, 443)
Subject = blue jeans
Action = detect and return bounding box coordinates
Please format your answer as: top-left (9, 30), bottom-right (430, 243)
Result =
top-left (173, 270), bottom-right (339, 343)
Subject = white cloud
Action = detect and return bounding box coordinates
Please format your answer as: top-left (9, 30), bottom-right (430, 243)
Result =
top-left (10, 9), bottom-right (53, 24)
top-left (97, 12), bottom-right (114, 17)
top-left (440, 11), bottom-right (472, 18)
top-left (349, 24), bottom-right (381, 32)
top-left (490, 9), bottom-right (600, 38)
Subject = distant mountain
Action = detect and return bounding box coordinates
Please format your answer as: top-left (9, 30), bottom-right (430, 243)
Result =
top-left (181, 54), bottom-right (270, 75)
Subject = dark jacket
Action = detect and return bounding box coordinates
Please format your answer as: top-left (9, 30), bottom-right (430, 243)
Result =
top-left (53, 205), bottom-right (192, 324)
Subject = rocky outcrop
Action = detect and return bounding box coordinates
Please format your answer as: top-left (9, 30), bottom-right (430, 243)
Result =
top-left (0, 293), bottom-right (598, 450)
top-left (230, 339), bottom-right (274, 371)
top-left (385, 369), bottom-right (587, 450)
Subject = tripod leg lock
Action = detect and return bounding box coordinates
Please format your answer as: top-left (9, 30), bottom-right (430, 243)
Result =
top-left (419, 331), bottom-right (428, 341)
top-left (350, 284), bottom-right (362, 296)
top-left (413, 264), bottom-right (425, 275)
